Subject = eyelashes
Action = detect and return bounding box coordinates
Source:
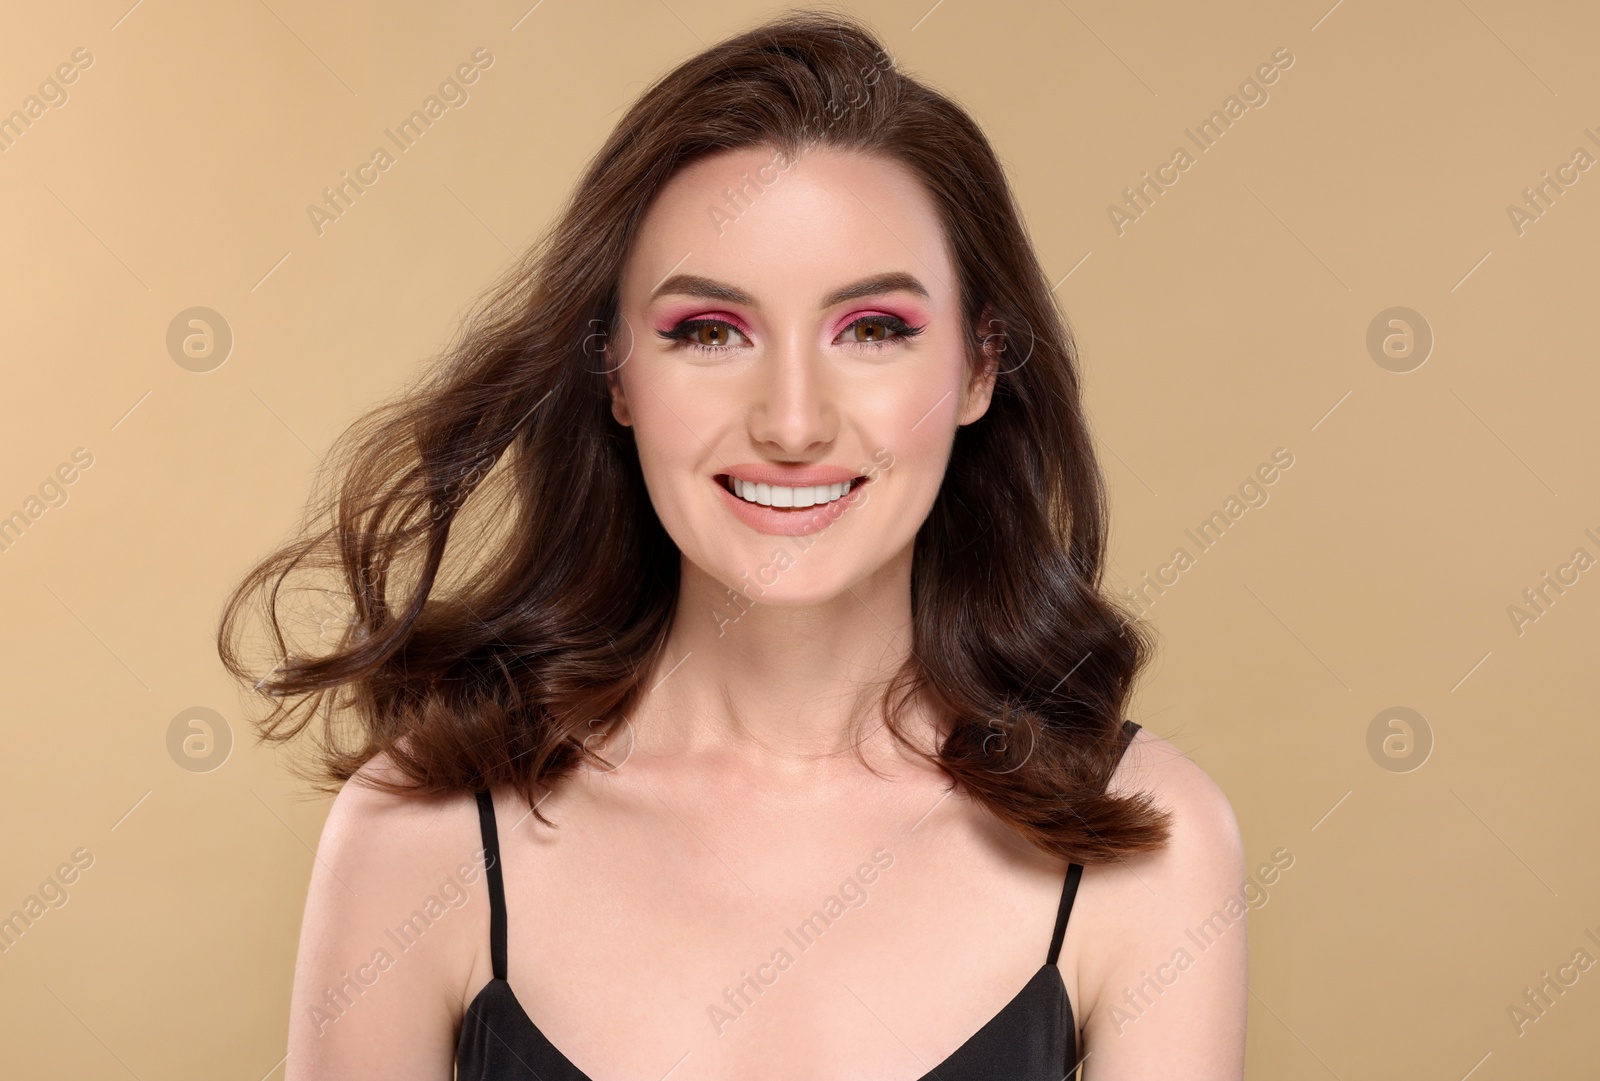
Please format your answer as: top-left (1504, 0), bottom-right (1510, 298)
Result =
top-left (656, 314), bottom-right (926, 356)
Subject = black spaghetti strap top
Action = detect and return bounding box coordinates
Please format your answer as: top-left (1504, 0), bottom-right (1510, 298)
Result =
top-left (457, 720), bottom-right (1142, 1079)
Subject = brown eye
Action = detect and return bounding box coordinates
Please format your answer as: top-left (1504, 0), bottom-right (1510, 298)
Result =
top-left (694, 322), bottom-right (733, 346)
top-left (851, 319), bottom-right (891, 343)
top-left (656, 318), bottom-right (749, 353)
top-left (839, 314), bottom-right (921, 348)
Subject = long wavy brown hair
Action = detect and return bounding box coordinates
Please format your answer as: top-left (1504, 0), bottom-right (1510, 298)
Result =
top-left (216, 7), bottom-right (1169, 863)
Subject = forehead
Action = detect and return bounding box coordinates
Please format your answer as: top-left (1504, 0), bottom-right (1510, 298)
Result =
top-left (620, 143), bottom-right (958, 309)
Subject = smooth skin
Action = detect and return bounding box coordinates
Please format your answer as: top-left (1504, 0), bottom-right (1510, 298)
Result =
top-left (285, 144), bottom-right (1247, 1080)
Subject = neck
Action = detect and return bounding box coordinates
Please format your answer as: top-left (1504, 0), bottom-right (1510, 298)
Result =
top-left (628, 544), bottom-right (940, 772)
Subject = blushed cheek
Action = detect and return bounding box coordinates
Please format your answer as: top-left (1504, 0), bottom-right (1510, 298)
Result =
top-left (629, 364), bottom-right (719, 446)
top-left (861, 367), bottom-right (966, 514)
top-left (883, 413), bottom-right (954, 507)
top-left (620, 370), bottom-right (718, 525)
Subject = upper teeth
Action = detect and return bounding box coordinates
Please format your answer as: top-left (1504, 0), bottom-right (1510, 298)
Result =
top-left (726, 478), bottom-right (854, 508)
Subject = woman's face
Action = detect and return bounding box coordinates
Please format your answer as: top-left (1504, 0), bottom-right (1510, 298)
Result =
top-left (609, 143), bottom-right (995, 609)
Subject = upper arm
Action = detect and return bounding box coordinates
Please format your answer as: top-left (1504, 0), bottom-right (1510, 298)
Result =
top-left (283, 758), bottom-right (489, 1081)
top-left (1078, 731), bottom-right (1248, 1081)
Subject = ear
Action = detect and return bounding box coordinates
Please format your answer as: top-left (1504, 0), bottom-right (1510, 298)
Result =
top-left (959, 304), bottom-right (1003, 426)
top-left (605, 348), bottom-right (633, 427)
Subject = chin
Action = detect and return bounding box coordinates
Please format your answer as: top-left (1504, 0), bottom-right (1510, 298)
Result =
top-left (700, 549), bottom-right (870, 610)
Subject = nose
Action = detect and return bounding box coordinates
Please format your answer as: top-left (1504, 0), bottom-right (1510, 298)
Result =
top-left (747, 329), bottom-right (837, 456)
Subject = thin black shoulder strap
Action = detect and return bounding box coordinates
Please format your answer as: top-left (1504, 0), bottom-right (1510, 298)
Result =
top-left (1047, 863), bottom-right (1083, 965)
top-left (1046, 720), bottom-right (1143, 965)
top-left (473, 788), bottom-right (508, 981)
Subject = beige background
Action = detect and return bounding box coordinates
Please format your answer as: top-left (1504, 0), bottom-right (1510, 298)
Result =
top-left (2, 0), bottom-right (1596, 1077)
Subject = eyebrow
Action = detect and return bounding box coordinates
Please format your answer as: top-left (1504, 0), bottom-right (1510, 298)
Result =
top-left (649, 271), bottom-right (930, 309)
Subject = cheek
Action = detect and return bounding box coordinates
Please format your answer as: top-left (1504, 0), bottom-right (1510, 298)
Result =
top-left (622, 350), bottom-right (729, 429)
top-left (618, 368), bottom-right (718, 511)
top-left (874, 416), bottom-right (958, 519)
top-left (857, 353), bottom-right (968, 483)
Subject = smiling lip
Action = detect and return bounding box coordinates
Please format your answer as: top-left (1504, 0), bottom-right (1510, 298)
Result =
top-left (721, 464), bottom-right (862, 486)
top-left (713, 466), bottom-right (870, 536)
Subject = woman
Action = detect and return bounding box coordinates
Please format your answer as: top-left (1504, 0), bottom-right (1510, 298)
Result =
top-left (219, 10), bottom-right (1247, 1079)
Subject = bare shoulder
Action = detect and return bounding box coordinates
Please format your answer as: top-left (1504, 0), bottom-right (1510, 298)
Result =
top-left (1089, 726), bottom-right (1246, 940)
top-left (1111, 726), bottom-right (1243, 873)
top-left (317, 752), bottom-right (486, 882)
top-left (283, 753), bottom-right (490, 1081)
top-left (1075, 726), bottom-right (1249, 1078)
